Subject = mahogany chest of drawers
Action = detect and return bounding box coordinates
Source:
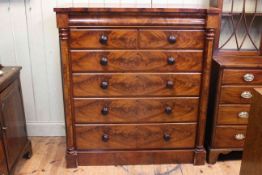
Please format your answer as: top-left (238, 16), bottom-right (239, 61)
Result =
top-left (206, 56), bottom-right (262, 164)
top-left (54, 8), bottom-right (219, 167)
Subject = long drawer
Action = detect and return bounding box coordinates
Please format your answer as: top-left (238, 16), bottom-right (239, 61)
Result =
top-left (139, 30), bottom-right (204, 49)
top-left (213, 126), bottom-right (247, 148)
top-left (75, 123), bottom-right (196, 150)
top-left (71, 51), bottom-right (203, 72)
top-left (220, 86), bottom-right (262, 104)
top-left (222, 69), bottom-right (262, 85)
top-left (217, 105), bottom-right (250, 125)
top-left (74, 97), bottom-right (199, 123)
top-left (72, 73), bottom-right (201, 97)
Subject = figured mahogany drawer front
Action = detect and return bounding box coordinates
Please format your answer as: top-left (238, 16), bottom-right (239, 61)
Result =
top-left (74, 98), bottom-right (199, 123)
top-left (217, 105), bottom-right (250, 125)
top-left (222, 69), bottom-right (262, 85)
top-left (73, 73), bottom-right (201, 97)
top-left (75, 123), bottom-right (196, 150)
top-left (71, 51), bottom-right (203, 72)
top-left (139, 30), bottom-right (204, 49)
top-left (70, 29), bottom-right (138, 49)
top-left (213, 126), bottom-right (247, 148)
top-left (220, 86), bottom-right (261, 104)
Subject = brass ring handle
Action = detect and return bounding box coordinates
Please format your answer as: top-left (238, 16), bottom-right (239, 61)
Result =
top-left (241, 91), bottom-right (252, 99)
top-left (235, 133), bottom-right (245, 140)
top-left (243, 73), bottom-right (254, 82)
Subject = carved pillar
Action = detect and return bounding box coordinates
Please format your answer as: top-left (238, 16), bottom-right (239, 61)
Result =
top-left (194, 27), bottom-right (215, 165)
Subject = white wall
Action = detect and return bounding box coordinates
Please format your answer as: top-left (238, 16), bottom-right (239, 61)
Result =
top-left (0, 0), bottom-right (209, 136)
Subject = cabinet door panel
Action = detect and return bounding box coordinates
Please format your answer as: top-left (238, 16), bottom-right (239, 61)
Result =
top-left (1, 80), bottom-right (27, 169)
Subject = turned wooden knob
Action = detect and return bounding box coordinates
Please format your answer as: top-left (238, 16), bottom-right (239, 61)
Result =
top-left (166, 80), bottom-right (174, 89)
top-left (102, 134), bottom-right (109, 142)
top-left (167, 57), bottom-right (176, 65)
top-left (100, 34), bottom-right (108, 44)
top-left (165, 106), bottom-right (173, 114)
top-left (163, 133), bottom-right (171, 141)
top-left (100, 81), bottom-right (109, 89)
top-left (101, 106), bottom-right (109, 115)
top-left (168, 35), bottom-right (176, 44)
top-left (100, 57), bottom-right (108, 66)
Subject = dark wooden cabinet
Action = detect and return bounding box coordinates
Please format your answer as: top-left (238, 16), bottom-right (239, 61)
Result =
top-left (54, 7), bottom-right (219, 167)
top-left (206, 56), bottom-right (262, 164)
top-left (0, 67), bottom-right (32, 175)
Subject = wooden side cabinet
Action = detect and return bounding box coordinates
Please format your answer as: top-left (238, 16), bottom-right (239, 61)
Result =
top-left (0, 67), bottom-right (32, 175)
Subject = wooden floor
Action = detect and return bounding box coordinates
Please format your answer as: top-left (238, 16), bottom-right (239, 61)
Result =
top-left (15, 137), bottom-right (241, 175)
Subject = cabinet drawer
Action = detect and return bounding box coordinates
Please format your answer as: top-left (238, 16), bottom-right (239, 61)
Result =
top-left (139, 30), bottom-right (204, 49)
top-left (222, 69), bottom-right (262, 85)
top-left (74, 98), bottom-right (199, 123)
top-left (70, 29), bottom-right (137, 49)
top-left (75, 123), bottom-right (196, 150)
top-left (71, 51), bottom-right (203, 72)
top-left (217, 105), bottom-right (250, 125)
top-left (220, 86), bottom-right (261, 104)
top-left (213, 126), bottom-right (247, 148)
top-left (73, 73), bottom-right (201, 97)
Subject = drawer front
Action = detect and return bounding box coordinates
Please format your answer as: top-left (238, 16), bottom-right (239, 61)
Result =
top-left (222, 69), bottom-right (262, 85)
top-left (76, 123), bottom-right (196, 149)
top-left (71, 51), bottom-right (203, 72)
top-left (70, 30), bottom-right (137, 49)
top-left (73, 73), bottom-right (201, 97)
top-left (217, 105), bottom-right (250, 125)
top-left (213, 126), bottom-right (247, 148)
top-left (74, 98), bottom-right (199, 123)
top-left (220, 86), bottom-right (260, 104)
top-left (139, 30), bottom-right (204, 49)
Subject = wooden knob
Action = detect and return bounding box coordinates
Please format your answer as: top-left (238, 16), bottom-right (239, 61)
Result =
top-left (167, 57), bottom-right (175, 65)
top-left (163, 133), bottom-right (171, 141)
top-left (100, 34), bottom-right (108, 44)
top-left (101, 106), bottom-right (109, 115)
top-left (166, 80), bottom-right (174, 89)
top-left (102, 134), bottom-right (109, 142)
top-left (100, 57), bottom-right (108, 66)
top-left (168, 35), bottom-right (176, 44)
top-left (165, 106), bottom-right (172, 114)
top-left (100, 81), bottom-right (109, 89)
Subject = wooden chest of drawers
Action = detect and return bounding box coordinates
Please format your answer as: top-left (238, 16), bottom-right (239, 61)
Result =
top-left (206, 56), bottom-right (262, 164)
top-left (54, 8), bottom-right (219, 167)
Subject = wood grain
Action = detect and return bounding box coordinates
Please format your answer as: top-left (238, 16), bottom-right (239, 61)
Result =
top-left (217, 105), bottom-right (250, 125)
top-left (71, 51), bottom-right (203, 72)
top-left (75, 123), bottom-right (196, 149)
top-left (213, 126), bottom-right (247, 148)
top-left (222, 69), bottom-right (262, 85)
top-left (139, 30), bottom-right (205, 49)
top-left (73, 73), bottom-right (201, 97)
top-left (70, 29), bottom-right (137, 49)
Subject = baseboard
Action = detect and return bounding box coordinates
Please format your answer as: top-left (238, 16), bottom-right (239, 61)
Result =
top-left (26, 122), bottom-right (65, 136)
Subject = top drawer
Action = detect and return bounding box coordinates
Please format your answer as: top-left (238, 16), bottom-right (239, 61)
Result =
top-left (222, 69), bottom-right (262, 85)
top-left (70, 29), bottom-right (138, 49)
top-left (139, 30), bottom-right (204, 49)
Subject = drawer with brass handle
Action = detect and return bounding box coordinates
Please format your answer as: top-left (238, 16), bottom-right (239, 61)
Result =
top-left (72, 73), bottom-right (201, 97)
top-left (75, 123), bottom-right (197, 150)
top-left (222, 69), bottom-right (262, 85)
top-left (74, 97), bottom-right (199, 123)
top-left (213, 126), bottom-right (247, 148)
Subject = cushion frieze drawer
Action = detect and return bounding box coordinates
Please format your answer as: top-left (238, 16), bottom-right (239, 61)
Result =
top-left (139, 30), bottom-right (205, 49)
top-left (72, 73), bottom-right (201, 97)
top-left (217, 105), bottom-right (250, 125)
top-left (213, 126), bottom-right (247, 148)
top-left (71, 51), bottom-right (203, 72)
top-left (70, 29), bottom-right (138, 49)
top-left (74, 97), bottom-right (199, 123)
top-left (75, 123), bottom-right (197, 150)
top-left (222, 69), bottom-right (262, 85)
